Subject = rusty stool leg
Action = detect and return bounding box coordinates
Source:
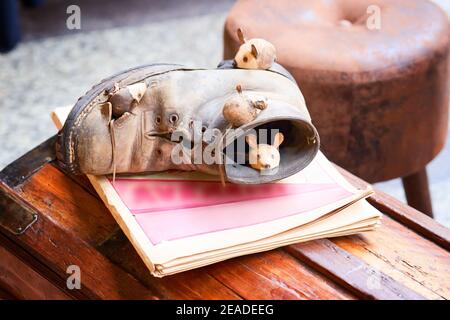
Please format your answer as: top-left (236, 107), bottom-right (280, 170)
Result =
top-left (402, 168), bottom-right (433, 217)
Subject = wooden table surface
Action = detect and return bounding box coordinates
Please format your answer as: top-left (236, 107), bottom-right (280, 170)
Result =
top-left (0, 136), bottom-right (449, 300)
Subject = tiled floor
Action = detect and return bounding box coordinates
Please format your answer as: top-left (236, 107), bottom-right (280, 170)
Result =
top-left (0, 0), bottom-right (448, 227)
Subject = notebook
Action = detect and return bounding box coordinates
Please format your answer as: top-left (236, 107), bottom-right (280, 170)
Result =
top-left (52, 106), bottom-right (381, 277)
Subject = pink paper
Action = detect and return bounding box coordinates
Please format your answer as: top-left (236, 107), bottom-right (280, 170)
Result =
top-left (111, 179), bottom-right (338, 213)
top-left (110, 178), bottom-right (352, 244)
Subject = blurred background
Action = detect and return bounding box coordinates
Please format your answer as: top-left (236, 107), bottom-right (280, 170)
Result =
top-left (0, 0), bottom-right (449, 227)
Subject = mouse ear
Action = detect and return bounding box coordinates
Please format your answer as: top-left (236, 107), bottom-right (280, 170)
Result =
top-left (273, 132), bottom-right (284, 148)
top-left (127, 82), bottom-right (147, 102)
top-left (251, 44), bottom-right (258, 59)
top-left (237, 28), bottom-right (245, 44)
top-left (99, 102), bottom-right (113, 120)
top-left (235, 84), bottom-right (243, 94)
top-left (245, 134), bottom-right (258, 149)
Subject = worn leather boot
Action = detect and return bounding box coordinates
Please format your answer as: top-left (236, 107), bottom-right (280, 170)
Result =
top-left (56, 62), bottom-right (319, 184)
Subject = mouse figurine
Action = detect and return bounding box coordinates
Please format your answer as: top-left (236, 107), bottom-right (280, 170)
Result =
top-left (223, 84), bottom-right (268, 127)
top-left (108, 82), bottom-right (147, 118)
top-left (234, 28), bottom-right (277, 70)
top-left (246, 132), bottom-right (284, 171)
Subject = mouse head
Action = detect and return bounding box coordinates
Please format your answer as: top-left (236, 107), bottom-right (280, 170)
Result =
top-left (108, 82), bottom-right (147, 118)
top-left (234, 28), bottom-right (261, 69)
top-left (234, 28), bottom-right (276, 70)
top-left (246, 132), bottom-right (284, 171)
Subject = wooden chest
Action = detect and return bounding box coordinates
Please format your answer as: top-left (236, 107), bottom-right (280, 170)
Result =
top-left (0, 136), bottom-right (449, 300)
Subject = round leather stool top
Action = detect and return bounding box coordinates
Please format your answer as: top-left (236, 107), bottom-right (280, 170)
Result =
top-left (225, 0), bottom-right (449, 180)
top-left (224, 0), bottom-right (450, 215)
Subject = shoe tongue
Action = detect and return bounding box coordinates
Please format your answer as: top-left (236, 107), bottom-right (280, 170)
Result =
top-left (222, 100), bottom-right (320, 184)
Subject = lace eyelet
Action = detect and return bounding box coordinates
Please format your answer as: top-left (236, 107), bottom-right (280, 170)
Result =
top-left (169, 113), bottom-right (179, 124)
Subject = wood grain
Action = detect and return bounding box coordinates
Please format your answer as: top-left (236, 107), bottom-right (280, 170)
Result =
top-left (368, 192), bottom-right (450, 251)
top-left (0, 245), bottom-right (70, 300)
top-left (98, 231), bottom-right (356, 299)
top-left (53, 162), bottom-right (98, 197)
top-left (205, 249), bottom-right (355, 300)
top-left (286, 239), bottom-right (426, 300)
top-left (331, 215), bottom-right (450, 300)
top-left (0, 181), bottom-right (158, 300)
top-left (0, 285), bottom-right (16, 300)
top-left (0, 229), bottom-right (83, 300)
top-left (0, 135), bottom-right (56, 188)
top-left (97, 229), bottom-right (241, 300)
top-left (338, 166), bottom-right (450, 251)
top-left (19, 164), bottom-right (118, 246)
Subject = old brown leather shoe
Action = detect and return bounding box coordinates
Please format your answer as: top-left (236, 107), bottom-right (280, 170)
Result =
top-left (56, 62), bottom-right (319, 184)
